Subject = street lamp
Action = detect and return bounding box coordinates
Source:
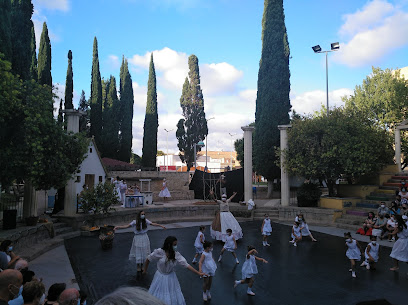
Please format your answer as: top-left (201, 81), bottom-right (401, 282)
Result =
top-left (164, 128), bottom-right (174, 171)
top-left (205, 117), bottom-right (215, 171)
top-left (228, 133), bottom-right (236, 170)
top-left (312, 42), bottom-right (340, 115)
top-left (194, 141), bottom-right (205, 170)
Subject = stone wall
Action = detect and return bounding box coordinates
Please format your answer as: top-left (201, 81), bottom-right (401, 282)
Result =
top-left (278, 207), bottom-right (341, 225)
top-left (109, 171), bottom-right (194, 201)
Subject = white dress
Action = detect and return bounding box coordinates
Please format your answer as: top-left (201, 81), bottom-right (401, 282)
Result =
top-left (346, 239), bottom-right (361, 260)
top-left (201, 251), bottom-right (217, 276)
top-left (365, 242), bottom-right (379, 262)
top-left (210, 200), bottom-right (243, 241)
top-left (159, 182), bottom-right (171, 198)
top-left (129, 219), bottom-right (152, 264)
top-left (223, 235), bottom-right (236, 252)
top-left (241, 254), bottom-right (258, 279)
top-left (262, 219), bottom-right (272, 236)
top-left (390, 226), bottom-right (408, 262)
top-left (147, 248), bottom-right (189, 305)
top-left (291, 225), bottom-right (301, 240)
top-left (113, 179), bottom-right (121, 201)
top-left (295, 217), bottom-right (311, 236)
top-left (194, 231), bottom-right (205, 254)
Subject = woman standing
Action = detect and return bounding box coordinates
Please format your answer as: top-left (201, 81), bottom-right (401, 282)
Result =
top-left (143, 236), bottom-right (206, 305)
top-left (114, 210), bottom-right (166, 272)
top-left (389, 215), bottom-right (408, 271)
top-left (159, 179), bottom-right (171, 202)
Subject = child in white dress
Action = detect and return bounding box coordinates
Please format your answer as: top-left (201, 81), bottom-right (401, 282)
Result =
top-left (217, 228), bottom-right (239, 264)
top-left (361, 235), bottom-right (379, 270)
top-left (199, 241), bottom-right (217, 301)
top-left (192, 225), bottom-right (206, 264)
top-left (114, 210), bottom-right (166, 272)
top-left (159, 178), bottom-right (171, 201)
top-left (143, 236), bottom-right (206, 305)
top-left (344, 232), bottom-right (362, 278)
top-left (296, 213), bottom-right (317, 242)
top-left (289, 222), bottom-right (302, 247)
top-left (261, 214), bottom-right (272, 246)
top-left (234, 246), bottom-right (268, 296)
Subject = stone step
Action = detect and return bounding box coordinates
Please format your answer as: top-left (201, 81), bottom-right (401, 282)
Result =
top-left (356, 202), bottom-right (380, 209)
top-left (335, 218), bottom-right (362, 225)
top-left (366, 195), bottom-right (392, 201)
top-left (346, 210), bottom-right (368, 217)
top-left (379, 186), bottom-right (398, 191)
top-left (391, 175), bottom-right (408, 180)
top-left (383, 182), bottom-right (401, 187)
top-left (338, 213), bottom-right (367, 221)
top-left (55, 226), bottom-right (74, 236)
top-left (376, 189), bottom-right (395, 194)
top-left (52, 222), bottom-right (69, 229)
top-left (363, 199), bottom-right (392, 204)
top-left (369, 192), bottom-right (395, 198)
top-left (335, 223), bottom-right (359, 231)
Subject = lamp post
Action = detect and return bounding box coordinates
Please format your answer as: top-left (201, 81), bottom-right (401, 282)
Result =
top-left (312, 42), bottom-right (340, 115)
top-left (205, 117), bottom-right (215, 172)
top-left (164, 128), bottom-right (173, 171)
top-left (194, 141), bottom-right (205, 170)
top-left (228, 132), bottom-right (236, 170)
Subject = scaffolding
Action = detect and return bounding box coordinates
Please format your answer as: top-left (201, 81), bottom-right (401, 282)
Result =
top-left (202, 172), bottom-right (225, 201)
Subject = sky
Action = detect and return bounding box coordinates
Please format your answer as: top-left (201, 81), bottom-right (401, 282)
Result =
top-left (31, 0), bottom-right (408, 156)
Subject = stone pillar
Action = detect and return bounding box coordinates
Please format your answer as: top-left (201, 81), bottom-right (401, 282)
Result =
top-left (63, 110), bottom-right (84, 216)
top-left (278, 124), bottom-right (292, 207)
top-left (395, 127), bottom-right (402, 173)
top-left (241, 126), bottom-right (255, 203)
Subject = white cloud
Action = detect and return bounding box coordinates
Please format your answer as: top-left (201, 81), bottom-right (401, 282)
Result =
top-left (132, 81), bottom-right (147, 110)
top-left (200, 62), bottom-right (243, 95)
top-left (334, 1), bottom-right (408, 67)
top-left (105, 55), bottom-right (120, 70)
top-left (32, 10), bottom-right (60, 49)
top-left (290, 88), bottom-right (353, 115)
top-left (33, 0), bottom-right (70, 12)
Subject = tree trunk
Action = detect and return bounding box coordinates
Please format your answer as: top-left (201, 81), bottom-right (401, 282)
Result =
top-left (267, 180), bottom-right (274, 199)
top-left (327, 179), bottom-right (335, 197)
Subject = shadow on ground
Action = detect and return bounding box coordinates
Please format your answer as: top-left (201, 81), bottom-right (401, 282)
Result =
top-left (65, 221), bottom-right (407, 305)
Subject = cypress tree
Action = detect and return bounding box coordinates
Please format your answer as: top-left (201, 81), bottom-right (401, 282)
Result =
top-left (0, 0), bottom-right (13, 62)
top-left (253, 0), bottom-right (291, 195)
top-left (119, 57), bottom-right (134, 162)
top-left (37, 22), bottom-right (52, 86)
top-left (90, 37), bottom-right (103, 147)
top-left (64, 50), bottom-right (73, 109)
top-left (78, 90), bottom-right (90, 135)
top-left (58, 99), bottom-right (63, 123)
top-left (29, 26), bottom-right (37, 80)
top-left (10, 0), bottom-right (34, 80)
top-left (176, 55), bottom-right (208, 170)
top-left (142, 54), bottom-right (158, 168)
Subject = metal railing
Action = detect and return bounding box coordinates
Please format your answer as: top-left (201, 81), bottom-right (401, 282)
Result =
top-left (0, 194), bottom-right (24, 223)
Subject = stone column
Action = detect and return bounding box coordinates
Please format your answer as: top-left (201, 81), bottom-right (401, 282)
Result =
top-left (395, 127), bottom-right (402, 173)
top-left (63, 110), bottom-right (84, 216)
top-left (241, 126), bottom-right (255, 203)
top-left (278, 124), bottom-right (292, 207)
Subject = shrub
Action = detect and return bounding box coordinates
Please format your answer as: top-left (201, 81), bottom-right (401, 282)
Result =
top-left (297, 182), bottom-right (321, 207)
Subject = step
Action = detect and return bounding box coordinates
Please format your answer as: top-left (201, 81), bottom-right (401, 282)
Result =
top-left (391, 175), bottom-right (408, 180)
top-left (356, 202), bottom-right (380, 209)
top-left (364, 199), bottom-right (392, 204)
top-left (379, 186), bottom-right (399, 191)
top-left (369, 192), bottom-right (395, 198)
top-left (55, 226), bottom-right (74, 236)
top-left (383, 182), bottom-right (401, 187)
top-left (335, 218), bottom-right (362, 225)
top-left (366, 195), bottom-right (391, 201)
top-left (52, 222), bottom-right (69, 229)
top-left (346, 210), bottom-right (368, 217)
top-left (339, 213), bottom-right (368, 221)
top-left (335, 223), bottom-right (359, 231)
top-left (376, 189), bottom-right (396, 194)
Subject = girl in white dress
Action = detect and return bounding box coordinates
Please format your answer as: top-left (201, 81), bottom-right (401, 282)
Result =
top-left (389, 215), bottom-right (408, 271)
top-left (261, 214), bottom-right (272, 246)
top-left (210, 192), bottom-right (243, 241)
top-left (143, 236), bottom-right (206, 305)
top-left (159, 178), bottom-right (171, 201)
top-left (360, 235), bottom-right (379, 270)
top-left (295, 213), bottom-right (317, 242)
top-left (234, 246), bottom-right (268, 296)
top-left (192, 225), bottom-right (205, 264)
top-left (114, 210), bottom-right (166, 272)
top-left (199, 241), bottom-right (217, 301)
top-left (289, 222), bottom-right (302, 247)
top-left (344, 232), bottom-right (362, 278)
top-left (112, 176), bottom-right (122, 202)
top-left (217, 228), bottom-right (239, 264)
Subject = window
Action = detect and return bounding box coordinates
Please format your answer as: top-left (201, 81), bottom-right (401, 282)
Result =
top-left (89, 147), bottom-right (93, 153)
top-left (75, 176), bottom-right (81, 183)
top-left (99, 176), bottom-right (103, 182)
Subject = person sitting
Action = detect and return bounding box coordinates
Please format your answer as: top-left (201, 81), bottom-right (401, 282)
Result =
top-left (356, 212), bottom-right (376, 235)
top-left (0, 269), bottom-right (23, 305)
top-left (389, 200), bottom-right (401, 216)
top-left (398, 188), bottom-right (408, 201)
top-left (386, 214), bottom-right (398, 242)
top-left (44, 283), bottom-right (66, 305)
top-left (377, 202), bottom-right (389, 218)
top-left (372, 214), bottom-right (387, 239)
top-left (399, 179), bottom-right (407, 193)
top-left (58, 288), bottom-right (80, 305)
top-left (14, 260), bottom-right (28, 272)
top-left (22, 280), bottom-right (45, 305)
top-left (401, 203), bottom-right (408, 216)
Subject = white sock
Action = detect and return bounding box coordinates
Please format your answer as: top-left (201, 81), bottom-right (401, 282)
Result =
top-left (235, 280), bottom-right (241, 285)
top-left (247, 287), bottom-right (252, 293)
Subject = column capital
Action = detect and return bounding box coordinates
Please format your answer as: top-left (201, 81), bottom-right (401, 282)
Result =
top-left (278, 124), bottom-right (292, 130)
top-left (63, 109), bottom-right (86, 117)
top-left (241, 125), bottom-right (255, 132)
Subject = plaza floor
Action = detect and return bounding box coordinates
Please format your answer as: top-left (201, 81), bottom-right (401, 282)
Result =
top-left (65, 221), bottom-right (407, 305)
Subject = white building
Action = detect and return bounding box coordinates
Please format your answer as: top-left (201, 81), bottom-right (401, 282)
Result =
top-left (156, 154), bottom-right (224, 172)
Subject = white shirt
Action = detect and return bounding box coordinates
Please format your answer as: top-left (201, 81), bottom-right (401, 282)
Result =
top-left (130, 219), bottom-right (152, 234)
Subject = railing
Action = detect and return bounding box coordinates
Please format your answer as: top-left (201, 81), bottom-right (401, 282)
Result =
top-left (0, 194), bottom-right (24, 224)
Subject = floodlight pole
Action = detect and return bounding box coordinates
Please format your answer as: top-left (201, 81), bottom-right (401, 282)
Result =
top-left (164, 128), bottom-right (173, 171)
top-left (205, 117), bottom-right (215, 171)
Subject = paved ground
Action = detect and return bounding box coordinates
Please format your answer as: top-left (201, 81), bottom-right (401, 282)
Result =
top-left (63, 220), bottom-right (407, 305)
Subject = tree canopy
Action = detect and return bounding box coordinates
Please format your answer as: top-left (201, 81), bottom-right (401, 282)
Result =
top-left (90, 37), bottom-right (103, 147)
top-left (37, 22), bottom-right (52, 87)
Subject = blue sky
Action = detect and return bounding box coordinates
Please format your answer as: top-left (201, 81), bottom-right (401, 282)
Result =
top-left (32, 0), bottom-right (408, 155)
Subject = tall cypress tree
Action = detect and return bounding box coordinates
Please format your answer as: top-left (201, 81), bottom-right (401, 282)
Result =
top-left (78, 90), bottom-right (90, 135)
top-left (0, 0), bottom-right (13, 62)
top-left (176, 55), bottom-right (208, 170)
top-left (253, 0), bottom-right (291, 195)
top-left (119, 57), bottom-right (134, 162)
top-left (64, 50), bottom-right (73, 109)
top-left (90, 37), bottom-right (103, 146)
top-left (142, 54), bottom-right (158, 168)
top-left (37, 22), bottom-right (52, 86)
top-left (10, 0), bottom-right (34, 80)
top-left (57, 99), bottom-right (63, 123)
top-left (29, 26), bottom-right (37, 80)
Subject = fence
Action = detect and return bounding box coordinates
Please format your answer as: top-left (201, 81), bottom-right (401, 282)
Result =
top-left (290, 188), bottom-right (298, 206)
top-left (0, 194), bottom-right (24, 225)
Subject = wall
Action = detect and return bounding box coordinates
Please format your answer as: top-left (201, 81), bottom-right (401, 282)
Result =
top-left (278, 207), bottom-right (341, 225)
top-left (337, 185), bottom-right (378, 198)
top-left (319, 197), bottom-right (360, 210)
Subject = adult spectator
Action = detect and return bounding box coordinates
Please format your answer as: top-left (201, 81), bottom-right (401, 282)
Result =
top-left (94, 287), bottom-right (166, 305)
top-left (44, 283), bottom-right (66, 305)
top-left (0, 252), bottom-right (8, 272)
top-left (0, 269), bottom-right (23, 305)
top-left (399, 179), bottom-right (407, 193)
top-left (372, 214), bottom-right (387, 239)
top-left (389, 200), bottom-right (401, 215)
top-left (356, 212), bottom-right (376, 235)
top-left (0, 241), bottom-right (20, 270)
top-left (377, 202), bottom-right (389, 217)
top-left (22, 281), bottom-right (45, 305)
top-left (398, 188), bottom-right (408, 201)
top-left (58, 289), bottom-right (79, 305)
top-left (401, 203), bottom-right (408, 216)
top-left (20, 270), bottom-right (35, 285)
top-left (14, 261), bottom-right (28, 272)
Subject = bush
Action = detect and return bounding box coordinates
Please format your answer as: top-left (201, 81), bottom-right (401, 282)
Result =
top-left (297, 182), bottom-right (321, 207)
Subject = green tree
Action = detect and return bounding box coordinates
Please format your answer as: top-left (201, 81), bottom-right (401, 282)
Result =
top-left (234, 122), bottom-right (255, 168)
top-left (78, 90), bottom-right (90, 135)
top-left (29, 26), bottom-right (37, 80)
top-left (37, 22), bottom-right (52, 86)
top-left (130, 153), bottom-right (142, 166)
top-left (90, 37), bottom-right (103, 147)
top-left (142, 54), bottom-right (158, 168)
top-left (64, 50), bottom-right (74, 109)
top-left (283, 108), bottom-right (394, 196)
top-left (0, 0), bottom-right (12, 62)
top-left (253, 0), bottom-right (291, 197)
top-left (57, 98), bottom-right (63, 123)
top-left (176, 55), bottom-right (208, 170)
top-left (10, 0), bottom-right (34, 80)
top-left (119, 57), bottom-right (134, 162)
